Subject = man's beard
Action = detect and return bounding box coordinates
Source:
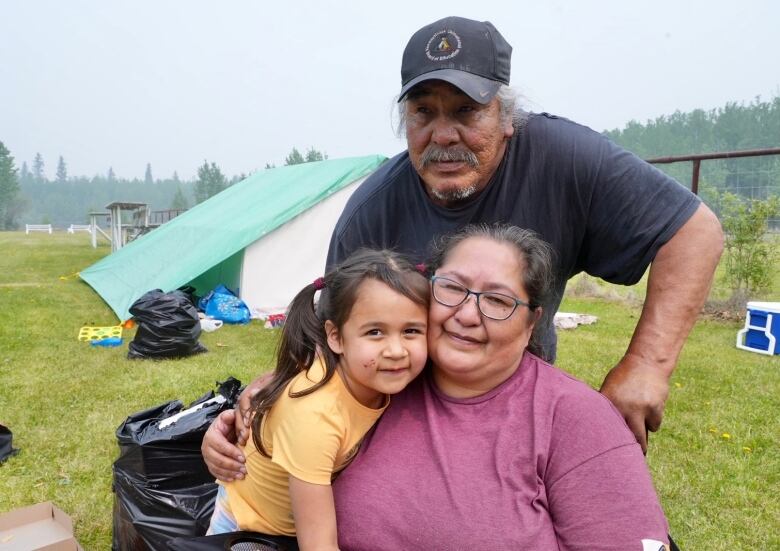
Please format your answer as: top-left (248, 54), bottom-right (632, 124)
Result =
top-left (419, 144), bottom-right (480, 204)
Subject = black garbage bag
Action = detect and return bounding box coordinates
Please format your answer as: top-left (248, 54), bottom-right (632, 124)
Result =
top-left (0, 423), bottom-right (20, 463)
top-left (112, 377), bottom-right (242, 551)
top-left (128, 289), bottom-right (208, 360)
top-left (177, 285), bottom-right (200, 310)
top-left (167, 531), bottom-right (298, 551)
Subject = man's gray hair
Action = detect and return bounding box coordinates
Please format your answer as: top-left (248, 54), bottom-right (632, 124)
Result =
top-left (496, 85), bottom-right (528, 128)
top-left (394, 84), bottom-right (528, 138)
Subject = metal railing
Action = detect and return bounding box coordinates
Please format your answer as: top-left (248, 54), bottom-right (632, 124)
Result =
top-left (646, 147), bottom-right (780, 195)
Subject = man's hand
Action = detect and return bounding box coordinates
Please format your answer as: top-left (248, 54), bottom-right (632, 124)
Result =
top-left (236, 373), bottom-right (273, 446)
top-left (202, 409), bottom-right (247, 481)
top-left (202, 373), bottom-right (274, 481)
top-left (600, 353), bottom-right (670, 454)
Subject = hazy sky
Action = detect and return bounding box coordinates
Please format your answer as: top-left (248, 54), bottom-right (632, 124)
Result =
top-left (2, 1), bottom-right (778, 180)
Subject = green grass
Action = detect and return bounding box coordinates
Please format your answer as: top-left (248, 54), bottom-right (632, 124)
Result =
top-left (0, 232), bottom-right (280, 549)
top-left (556, 297), bottom-right (779, 549)
top-left (2, 232), bottom-right (779, 550)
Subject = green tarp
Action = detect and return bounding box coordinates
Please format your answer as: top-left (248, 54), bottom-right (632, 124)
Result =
top-left (80, 155), bottom-right (386, 321)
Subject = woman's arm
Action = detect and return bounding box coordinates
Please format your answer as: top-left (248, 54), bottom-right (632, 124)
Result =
top-left (543, 381), bottom-right (671, 551)
top-left (547, 444), bottom-right (669, 551)
top-left (289, 475), bottom-right (340, 551)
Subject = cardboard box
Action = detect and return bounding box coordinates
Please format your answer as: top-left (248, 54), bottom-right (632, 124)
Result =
top-left (0, 502), bottom-right (83, 550)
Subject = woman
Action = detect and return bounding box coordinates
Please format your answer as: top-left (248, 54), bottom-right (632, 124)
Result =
top-left (203, 224), bottom-right (670, 550)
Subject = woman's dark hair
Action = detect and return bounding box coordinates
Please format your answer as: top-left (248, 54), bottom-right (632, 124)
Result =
top-left (425, 223), bottom-right (554, 358)
top-left (251, 248), bottom-right (430, 456)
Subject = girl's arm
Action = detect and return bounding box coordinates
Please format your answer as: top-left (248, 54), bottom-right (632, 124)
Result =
top-left (289, 475), bottom-right (340, 551)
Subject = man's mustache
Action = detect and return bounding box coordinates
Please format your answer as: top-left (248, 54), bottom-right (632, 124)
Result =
top-left (419, 145), bottom-right (479, 169)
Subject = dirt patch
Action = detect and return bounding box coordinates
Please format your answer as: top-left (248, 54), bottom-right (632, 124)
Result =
top-left (702, 291), bottom-right (749, 322)
top-left (565, 275), bottom-right (642, 306)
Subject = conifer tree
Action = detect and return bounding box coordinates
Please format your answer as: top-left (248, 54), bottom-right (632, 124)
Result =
top-left (170, 185), bottom-right (189, 210)
top-left (0, 141), bottom-right (21, 229)
top-left (305, 147), bottom-right (327, 162)
top-left (193, 160), bottom-right (227, 203)
top-left (56, 156), bottom-right (68, 182)
top-left (284, 147), bottom-right (305, 166)
top-left (284, 146), bottom-right (327, 165)
top-left (32, 153), bottom-right (45, 181)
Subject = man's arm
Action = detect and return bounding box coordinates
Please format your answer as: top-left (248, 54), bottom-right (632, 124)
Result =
top-left (600, 203), bottom-right (723, 452)
top-left (202, 374), bottom-right (271, 481)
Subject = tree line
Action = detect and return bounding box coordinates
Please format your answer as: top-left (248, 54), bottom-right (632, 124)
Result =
top-left (0, 146), bottom-right (327, 229)
top-left (3, 94), bottom-right (778, 230)
top-left (604, 94), bottom-right (780, 205)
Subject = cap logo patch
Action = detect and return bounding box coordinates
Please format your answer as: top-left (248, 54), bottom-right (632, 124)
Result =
top-left (426, 29), bottom-right (461, 61)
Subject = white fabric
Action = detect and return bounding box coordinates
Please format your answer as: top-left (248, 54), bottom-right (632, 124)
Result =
top-left (239, 177), bottom-right (365, 312)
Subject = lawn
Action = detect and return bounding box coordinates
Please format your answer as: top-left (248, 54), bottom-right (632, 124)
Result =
top-left (1, 231), bottom-right (778, 550)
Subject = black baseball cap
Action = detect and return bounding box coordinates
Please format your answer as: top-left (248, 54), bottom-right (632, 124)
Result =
top-left (399, 16), bottom-right (512, 104)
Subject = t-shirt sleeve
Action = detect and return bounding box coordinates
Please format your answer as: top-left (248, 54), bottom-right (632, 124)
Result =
top-left (567, 123), bottom-right (700, 284)
top-left (269, 401), bottom-right (343, 486)
top-left (547, 444), bottom-right (669, 550)
top-left (543, 380), bottom-right (669, 550)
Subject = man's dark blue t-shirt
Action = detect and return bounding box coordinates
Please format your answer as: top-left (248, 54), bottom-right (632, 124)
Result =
top-left (327, 113), bottom-right (700, 360)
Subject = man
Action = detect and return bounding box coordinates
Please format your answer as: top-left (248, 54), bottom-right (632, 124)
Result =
top-left (203, 16), bottom-right (722, 479)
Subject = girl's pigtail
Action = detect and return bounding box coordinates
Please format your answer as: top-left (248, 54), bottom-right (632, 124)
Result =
top-left (251, 279), bottom-right (335, 457)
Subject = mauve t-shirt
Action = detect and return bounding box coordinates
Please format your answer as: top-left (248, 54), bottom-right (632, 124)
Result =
top-left (333, 352), bottom-right (669, 550)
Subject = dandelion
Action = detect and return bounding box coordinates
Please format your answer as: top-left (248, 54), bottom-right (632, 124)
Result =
top-left (721, 433), bottom-right (731, 439)
top-left (742, 447), bottom-right (752, 453)
top-left (708, 428), bottom-right (717, 433)
top-left (674, 382), bottom-right (682, 388)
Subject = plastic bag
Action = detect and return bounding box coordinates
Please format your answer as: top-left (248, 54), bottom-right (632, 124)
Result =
top-left (0, 423), bottom-right (19, 463)
top-left (200, 318), bottom-right (224, 332)
top-left (177, 285), bottom-right (200, 308)
top-left (199, 285), bottom-right (251, 325)
top-left (128, 289), bottom-right (208, 359)
top-left (112, 377), bottom-right (242, 550)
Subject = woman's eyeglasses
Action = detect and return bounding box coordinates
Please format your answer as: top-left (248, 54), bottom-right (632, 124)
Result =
top-left (430, 276), bottom-right (533, 321)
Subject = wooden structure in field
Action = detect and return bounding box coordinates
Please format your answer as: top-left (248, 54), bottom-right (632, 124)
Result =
top-left (87, 203), bottom-right (186, 251)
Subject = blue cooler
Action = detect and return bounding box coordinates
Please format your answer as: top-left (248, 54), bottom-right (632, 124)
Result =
top-left (736, 301), bottom-right (780, 355)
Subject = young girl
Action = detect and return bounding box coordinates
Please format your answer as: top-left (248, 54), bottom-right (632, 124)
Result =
top-left (207, 248), bottom-right (429, 550)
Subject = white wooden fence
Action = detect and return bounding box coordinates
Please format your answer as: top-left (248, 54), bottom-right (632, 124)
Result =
top-left (25, 224), bottom-right (52, 234)
top-left (67, 224), bottom-right (92, 234)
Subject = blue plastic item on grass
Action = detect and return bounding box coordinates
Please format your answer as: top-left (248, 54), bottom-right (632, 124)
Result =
top-left (91, 337), bottom-right (124, 347)
top-left (201, 284), bottom-right (251, 325)
top-left (736, 301), bottom-right (780, 355)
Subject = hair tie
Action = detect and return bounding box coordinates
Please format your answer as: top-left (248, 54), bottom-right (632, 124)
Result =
top-left (312, 277), bottom-right (326, 290)
top-left (415, 263), bottom-right (428, 276)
